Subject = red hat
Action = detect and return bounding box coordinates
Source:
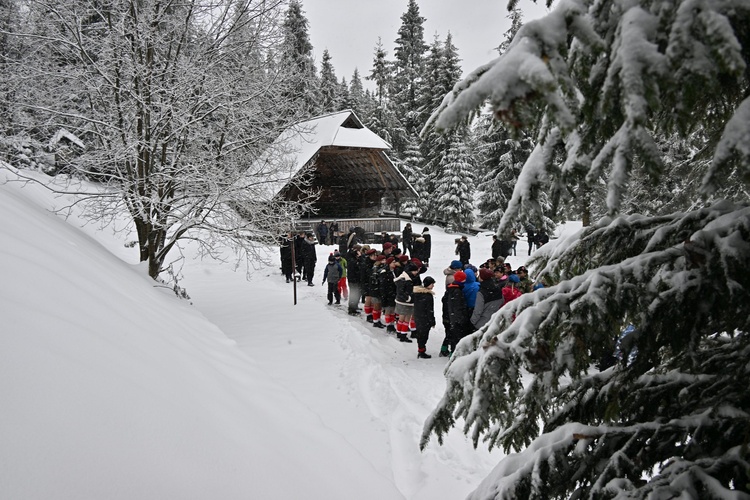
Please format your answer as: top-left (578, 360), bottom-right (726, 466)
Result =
top-left (453, 270), bottom-right (467, 283)
top-left (411, 258), bottom-right (423, 268)
top-left (376, 254), bottom-right (387, 261)
top-left (386, 257), bottom-right (395, 265)
top-left (365, 249), bottom-right (377, 255)
top-left (398, 254), bottom-right (409, 263)
top-left (383, 242), bottom-right (393, 249)
top-left (479, 268), bottom-right (494, 281)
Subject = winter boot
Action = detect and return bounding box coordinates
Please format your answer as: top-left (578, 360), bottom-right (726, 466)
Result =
top-left (417, 351), bottom-right (432, 359)
top-left (372, 321), bottom-right (385, 329)
top-left (398, 333), bottom-right (413, 343)
top-left (366, 315), bottom-right (373, 323)
top-left (439, 346), bottom-right (450, 357)
top-left (386, 324), bottom-right (397, 334)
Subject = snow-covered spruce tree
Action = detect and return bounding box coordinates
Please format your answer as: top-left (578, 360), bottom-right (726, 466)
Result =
top-left (318, 49), bottom-right (340, 113)
top-left (419, 32), bottom-right (465, 220)
top-left (366, 37), bottom-right (404, 155)
top-left (280, 0), bottom-right (319, 117)
top-left (4, 0), bottom-right (316, 280)
top-left (421, 0), bottom-right (750, 498)
top-left (433, 132), bottom-right (476, 232)
top-left (390, 0), bottom-right (428, 157)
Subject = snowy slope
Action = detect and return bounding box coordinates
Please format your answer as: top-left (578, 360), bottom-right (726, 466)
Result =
top-left (1, 166), bottom-right (580, 499)
top-left (0, 170), bottom-right (403, 500)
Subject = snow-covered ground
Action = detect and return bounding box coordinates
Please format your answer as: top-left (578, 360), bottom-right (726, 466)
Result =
top-left (0, 167), bottom-right (582, 499)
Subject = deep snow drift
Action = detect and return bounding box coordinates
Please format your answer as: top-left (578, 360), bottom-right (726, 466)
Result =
top-left (0, 167), bottom-right (581, 499)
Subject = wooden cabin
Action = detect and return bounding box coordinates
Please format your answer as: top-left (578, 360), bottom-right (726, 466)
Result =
top-left (273, 111), bottom-right (416, 218)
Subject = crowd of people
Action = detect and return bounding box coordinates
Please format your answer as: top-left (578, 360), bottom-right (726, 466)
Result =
top-left (279, 223), bottom-right (547, 359)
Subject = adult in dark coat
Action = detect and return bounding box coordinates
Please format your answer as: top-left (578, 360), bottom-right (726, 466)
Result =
top-left (413, 276), bottom-right (437, 359)
top-left (329, 220), bottom-right (339, 245)
top-left (441, 270), bottom-right (469, 356)
top-left (294, 231), bottom-right (306, 279)
top-left (301, 233), bottom-right (317, 286)
top-left (402, 223), bottom-right (413, 254)
top-left (411, 236), bottom-right (426, 263)
top-left (279, 233), bottom-right (294, 283)
top-left (421, 227), bottom-right (432, 265)
top-left (345, 246), bottom-right (362, 315)
top-left (456, 235), bottom-right (471, 266)
top-left (526, 223), bottom-right (536, 256)
top-left (316, 221), bottom-right (328, 246)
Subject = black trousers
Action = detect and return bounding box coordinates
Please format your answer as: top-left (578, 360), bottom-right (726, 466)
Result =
top-left (415, 326), bottom-right (431, 350)
top-left (327, 282), bottom-right (341, 303)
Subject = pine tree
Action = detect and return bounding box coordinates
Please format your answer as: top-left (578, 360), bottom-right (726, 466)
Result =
top-left (433, 132), bottom-right (475, 231)
top-left (280, 0), bottom-right (319, 116)
top-left (420, 32), bottom-right (465, 219)
top-left (390, 0), bottom-right (428, 156)
top-left (366, 38), bottom-right (401, 152)
top-left (422, 1), bottom-right (750, 497)
top-left (318, 49), bottom-right (339, 113)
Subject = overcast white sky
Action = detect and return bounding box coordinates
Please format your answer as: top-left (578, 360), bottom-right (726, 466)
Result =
top-left (303, 0), bottom-right (552, 88)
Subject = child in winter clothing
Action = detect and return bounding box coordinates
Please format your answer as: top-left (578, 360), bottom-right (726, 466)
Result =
top-left (502, 274), bottom-right (523, 303)
top-left (394, 261), bottom-right (420, 343)
top-left (413, 276), bottom-right (437, 359)
top-left (334, 250), bottom-right (348, 300)
top-left (322, 255), bottom-right (343, 304)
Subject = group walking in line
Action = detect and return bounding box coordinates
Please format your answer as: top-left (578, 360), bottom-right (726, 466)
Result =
top-left (279, 224), bottom-right (546, 359)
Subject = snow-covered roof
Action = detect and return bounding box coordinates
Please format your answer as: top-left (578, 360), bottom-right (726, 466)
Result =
top-left (256, 110), bottom-right (415, 204)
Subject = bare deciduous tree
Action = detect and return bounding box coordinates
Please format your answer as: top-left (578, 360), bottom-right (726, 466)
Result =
top-left (3, 0), bottom-right (317, 279)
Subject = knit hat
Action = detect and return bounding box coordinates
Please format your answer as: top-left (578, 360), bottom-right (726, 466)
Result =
top-left (508, 274), bottom-right (520, 283)
top-left (453, 270), bottom-right (467, 283)
top-left (450, 260), bottom-right (463, 269)
top-left (479, 268), bottom-right (494, 281)
top-left (398, 254), bottom-right (409, 263)
top-left (423, 276), bottom-right (436, 287)
top-left (422, 227), bottom-right (429, 233)
top-left (333, 250), bottom-right (341, 257)
top-left (328, 255), bottom-right (335, 262)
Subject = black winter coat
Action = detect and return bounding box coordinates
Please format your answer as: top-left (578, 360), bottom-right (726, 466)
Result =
top-left (422, 233), bottom-right (432, 260)
top-left (369, 264), bottom-right (384, 298)
top-left (443, 284), bottom-right (469, 337)
top-left (302, 239), bottom-right (317, 263)
top-left (411, 237), bottom-right (427, 263)
top-left (412, 286), bottom-right (436, 330)
top-left (361, 256), bottom-right (374, 295)
top-left (346, 249), bottom-right (361, 283)
top-left (379, 268), bottom-right (397, 307)
top-left (394, 271), bottom-right (415, 305)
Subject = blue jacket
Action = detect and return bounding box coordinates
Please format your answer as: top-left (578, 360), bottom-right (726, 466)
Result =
top-left (462, 268), bottom-right (479, 308)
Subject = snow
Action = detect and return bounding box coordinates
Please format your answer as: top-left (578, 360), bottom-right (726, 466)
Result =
top-left (0, 167), bottom-right (578, 499)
